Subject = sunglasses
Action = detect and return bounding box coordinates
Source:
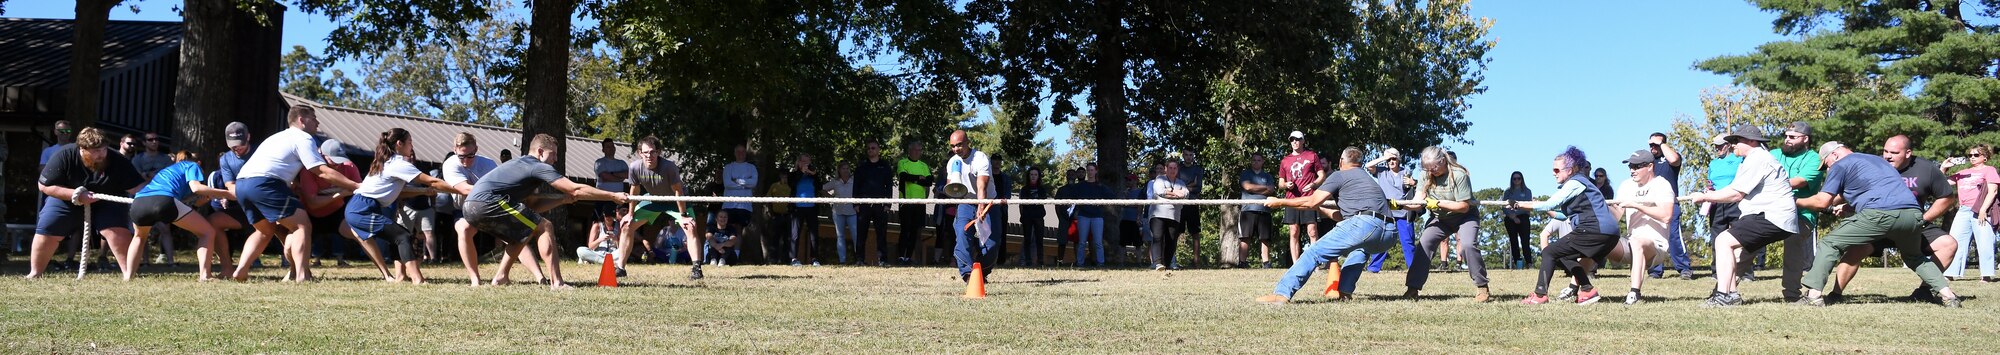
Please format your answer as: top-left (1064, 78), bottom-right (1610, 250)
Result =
top-left (57, 128), bottom-right (74, 134)
top-left (1552, 168), bottom-right (1563, 174)
top-left (1975, 154), bottom-right (1988, 158)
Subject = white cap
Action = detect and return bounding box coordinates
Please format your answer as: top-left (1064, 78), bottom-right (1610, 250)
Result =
top-left (1288, 131), bottom-right (1305, 140)
top-left (1383, 148), bottom-right (1401, 159)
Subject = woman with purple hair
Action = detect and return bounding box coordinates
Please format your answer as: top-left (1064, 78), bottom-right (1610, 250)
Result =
top-left (1507, 147), bottom-right (1621, 305)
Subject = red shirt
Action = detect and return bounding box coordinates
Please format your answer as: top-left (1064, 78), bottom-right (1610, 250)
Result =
top-left (1279, 150), bottom-right (1323, 198)
top-left (298, 161), bottom-right (361, 217)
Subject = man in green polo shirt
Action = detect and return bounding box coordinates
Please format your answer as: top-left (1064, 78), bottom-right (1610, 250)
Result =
top-left (1770, 121), bottom-right (1822, 301)
top-left (893, 140), bottom-right (933, 265)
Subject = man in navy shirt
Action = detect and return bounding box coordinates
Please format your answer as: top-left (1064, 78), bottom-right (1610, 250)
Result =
top-left (1796, 142), bottom-right (1961, 307)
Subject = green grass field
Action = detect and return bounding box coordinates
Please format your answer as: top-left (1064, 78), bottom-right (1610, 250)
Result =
top-left (2, 258), bottom-right (1997, 353)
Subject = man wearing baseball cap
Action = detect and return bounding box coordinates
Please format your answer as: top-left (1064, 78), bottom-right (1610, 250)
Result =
top-left (300, 137), bottom-right (366, 274)
top-left (1767, 121), bottom-right (1823, 301)
top-left (1685, 125), bottom-right (1799, 307)
top-left (1277, 131), bottom-right (1326, 265)
top-left (205, 122), bottom-right (255, 271)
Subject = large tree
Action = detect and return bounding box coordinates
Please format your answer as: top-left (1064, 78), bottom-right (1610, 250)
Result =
top-left (1697, 0), bottom-right (2000, 159)
top-left (65, 0), bottom-right (123, 129)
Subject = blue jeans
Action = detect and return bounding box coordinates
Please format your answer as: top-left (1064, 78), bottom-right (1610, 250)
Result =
top-left (1365, 217), bottom-right (1412, 271)
top-left (1651, 204), bottom-right (1692, 275)
top-left (1272, 215), bottom-right (1394, 298)
top-left (954, 205), bottom-right (997, 278)
top-left (1947, 206), bottom-right (1996, 277)
top-left (1076, 217), bottom-right (1106, 266)
top-left (832, 213), bottom-right (857, 263)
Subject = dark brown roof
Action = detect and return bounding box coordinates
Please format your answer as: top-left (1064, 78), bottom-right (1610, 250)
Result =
top-left (281, 92), bottom-right (664, 183)
top-left (0, 18), bottom-right (182, 89)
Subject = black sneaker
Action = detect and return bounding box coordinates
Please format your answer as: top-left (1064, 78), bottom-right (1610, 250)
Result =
top-left (1701, 291), bottom-right (1742, 308)
top-left (1824, 293), bottom-right (1845, 305)
top-left (689, 266), bottom-right (704, 280)
top-left (615, 267), bottom-right (628, 277)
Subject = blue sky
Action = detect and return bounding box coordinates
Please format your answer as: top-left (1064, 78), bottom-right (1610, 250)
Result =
top-left (12, 0), bottom-right (1791, 192)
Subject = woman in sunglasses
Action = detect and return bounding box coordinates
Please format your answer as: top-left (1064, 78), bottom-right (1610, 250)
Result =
top-left (1945, 144), bottom-right (1999, 282)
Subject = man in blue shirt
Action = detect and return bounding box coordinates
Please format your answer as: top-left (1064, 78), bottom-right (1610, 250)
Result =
top-left (1796, 142), bottom-right (1961, 307)
top-left (1648, 132), bottom-right (1693, 280)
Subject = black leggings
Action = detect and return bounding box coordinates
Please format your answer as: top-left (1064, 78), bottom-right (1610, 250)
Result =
top-left (1536, 231), bottom-right (1617, 296)
top-left (1504, 216), bottom-right (1533, 265)
top-left (370, 224), bottom-right (417, 262)
top-left (1151, 217), bottom-right (1183, 266)
top-left (896, 206), bottom-right (926, 260)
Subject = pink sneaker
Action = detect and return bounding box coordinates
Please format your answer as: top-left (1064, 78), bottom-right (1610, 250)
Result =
top-left (1520, 294), bottom-right (1550, 305)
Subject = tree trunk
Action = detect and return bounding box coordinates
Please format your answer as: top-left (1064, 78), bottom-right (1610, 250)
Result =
top-left (522, 0), bottom-right (577, 251)
top-left (177, 0), bottom-right (281, 159)
top-left (1091, 0), bottom-right (1129, 257)
top-left (65, 0), bottom-right (120, 129)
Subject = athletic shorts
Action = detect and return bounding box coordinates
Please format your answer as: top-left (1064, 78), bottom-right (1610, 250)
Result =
top-left (1868, 224), bottom-right (1947, 257)
top-left (35, 196), bottom-right (132, 236)
top-left (1621, 237), bottom-right (1669, 266)
top-left (632, 201), bottom-right (686, 225)
top-left (1725, 213), bottom-right (1796, 251)
top-left (211, 202), bottom-right (250, 227)
top-left (463, 198), bottom-right (543, 245)
top-left (345, 197), bottom-right (398, 241)
top-left (399, 205), bottom-right (435, 232)
top-left (131, 195), bottom-right (194, 227)
top-left (1240, 210), bottom-right (1274, 243)
top-left (235, 177), bottom-right (302, 225)
top-left (1282, 208), bottom-right (1319, 225)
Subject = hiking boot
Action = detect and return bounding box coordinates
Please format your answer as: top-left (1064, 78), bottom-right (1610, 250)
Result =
top-left (1473, 287), bottom-right (1491, 303)
top-left (1520, 294), bottom-right (1550, 305)
top-left (1575, 288), bottom-right (1601, 305)
top-left (1795, 295), bottom-right (1826, 307)
top-left (1255, 294), bottom-right (1289, 305)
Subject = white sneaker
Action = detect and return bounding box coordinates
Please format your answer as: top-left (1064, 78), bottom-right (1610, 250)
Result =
top-left (1556, 285), bottom-right (1578, 301)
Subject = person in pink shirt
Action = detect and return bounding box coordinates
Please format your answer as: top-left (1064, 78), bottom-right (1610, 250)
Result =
top-left (1945, 144), bottom-right (1999, 281)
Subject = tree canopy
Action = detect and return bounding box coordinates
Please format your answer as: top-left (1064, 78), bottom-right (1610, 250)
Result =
top-left (1697, 0), bottom-right (2000, 159)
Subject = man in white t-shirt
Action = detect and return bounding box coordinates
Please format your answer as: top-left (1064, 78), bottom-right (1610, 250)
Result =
top-left (1600, 150), bottom-right (1674, 305)
top-left (946, 130), bottom-right (999, 282)
top-left (1687, 125), bottom-right (1799, 307)
top-left (226, 106), bottom-right (361, 282)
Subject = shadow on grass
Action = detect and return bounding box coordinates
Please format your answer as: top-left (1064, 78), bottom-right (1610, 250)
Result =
top-left (992, 278), bottom-right (1099, 286)
top-left (739, 274), bottom-right (814, 280)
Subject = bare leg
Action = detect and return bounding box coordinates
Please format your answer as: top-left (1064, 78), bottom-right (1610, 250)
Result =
top-left (26, 235), bottom-right (66, 278)
top-left (493, 241), bottom-right (528, 285)
top-left (172, 214), bottom-right (221, 281)
top-left (232, 220), bottom-right (285, 281)
top-left (122, 226), bottom-right (150, 281)
top-left (456, 219), bottom-right (483, 286)
top-left (1288, 224), bottom-right (1302, 262)
top-left (1713, 232), bottom-right (1742, 293)
top-left (537, 223), bottom-right (570, 290)
top-left (342, 224), bottom-right (393, 281)
top-left (278, 212), bottom-right (314, 282)
top-left (614, 217), bottom-right (645, 270)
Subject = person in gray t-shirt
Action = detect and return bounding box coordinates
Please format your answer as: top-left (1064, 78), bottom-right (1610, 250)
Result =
top-left (1256, 147), bottom-right (1396, 304)
top-left (461, 134), bottom-right (628, 290)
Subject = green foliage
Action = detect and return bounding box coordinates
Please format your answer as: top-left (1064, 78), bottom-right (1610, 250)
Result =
top-left (277, 45), bottom-right (371, 109)
top-left (1697, 1), bottom-right (2000, 160)
top-left (360, 4), bottom-right (523, 127)
top-left (599, 0), bottom-right (988, 187)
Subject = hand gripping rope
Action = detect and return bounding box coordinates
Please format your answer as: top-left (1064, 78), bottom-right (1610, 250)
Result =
top-left (70, 190), bottom-right (135, 280)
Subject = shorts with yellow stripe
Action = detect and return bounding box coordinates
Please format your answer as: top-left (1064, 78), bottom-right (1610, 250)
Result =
top-left (464, 198), bottom-right (543, 244)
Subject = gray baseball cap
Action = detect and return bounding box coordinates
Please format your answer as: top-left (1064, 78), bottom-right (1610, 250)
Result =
top-left (225, 122), bottom-right (249, 147)
top-left (319, 137), bottom-right (351, 165)
top-left (1725, 124), bottom-right (1768, 143)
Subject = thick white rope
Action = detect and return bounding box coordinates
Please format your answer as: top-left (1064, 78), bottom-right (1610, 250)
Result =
top-left (612, 194), bottom-right (1695, 207)
top-left (71, 194), bottom-right (132, 280)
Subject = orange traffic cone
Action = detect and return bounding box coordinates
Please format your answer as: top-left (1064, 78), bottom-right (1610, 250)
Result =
top-left (1322, 276), bottom-right (1341, 298)
top-left (963, 262), bottom-right (987, 299)
top-left (598, 253), bottom-right (618, 288)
